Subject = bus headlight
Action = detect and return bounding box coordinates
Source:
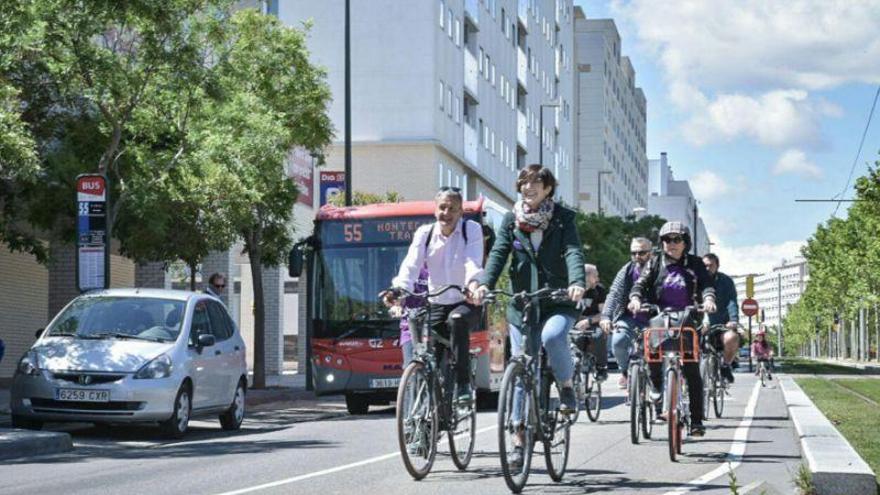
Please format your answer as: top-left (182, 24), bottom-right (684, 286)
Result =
top-left (326, 373), bottom-right (335, 383)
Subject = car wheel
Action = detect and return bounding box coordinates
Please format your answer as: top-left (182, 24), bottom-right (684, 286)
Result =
top-left (160, 383), bottom-right (192, 439)
top-left (219, 379), bottom-right (246, 431)
top-left (12, 415), bottom-right (43, 430)
top-left (345, 393), bottom-right (369, 415)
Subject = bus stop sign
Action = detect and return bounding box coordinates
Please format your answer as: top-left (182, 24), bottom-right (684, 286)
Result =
top-left (742, 298), bottom-right (759, 317)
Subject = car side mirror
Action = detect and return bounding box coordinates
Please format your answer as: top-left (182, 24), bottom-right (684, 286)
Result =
top-left (35, 328), bottom-right (44, 339)
top-left (288, 243), bottom-right (305, 277)
top-left (197, 334), bottom-right (216, 349)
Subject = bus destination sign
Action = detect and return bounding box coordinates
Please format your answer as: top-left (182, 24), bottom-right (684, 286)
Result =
top-left (321, 216), bottom-right (435, 247)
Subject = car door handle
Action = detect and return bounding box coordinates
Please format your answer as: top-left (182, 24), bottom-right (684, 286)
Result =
top-left (215, 350), bottom-right (222, 356)
top-left (234, 346), bottom-right (240, 351)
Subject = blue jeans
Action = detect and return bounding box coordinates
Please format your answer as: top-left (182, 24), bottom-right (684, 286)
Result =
top-left (612, 316), bottom-right (643, 376)
top-left (509, 314), bottom-right (575, 423)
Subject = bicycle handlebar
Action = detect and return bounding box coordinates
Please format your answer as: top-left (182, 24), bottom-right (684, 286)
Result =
top-left (637, 303), bottom-right (705, 315)
top-left (481, 287), bottom-right (570, 305)
top-left (381, 284), bottom-right (466, 301)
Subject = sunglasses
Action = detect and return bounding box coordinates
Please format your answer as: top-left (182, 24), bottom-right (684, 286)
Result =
top-left (662, 235), bottom-right (684, 244)
top-left (438, 186), bottom-right (462, 193)
top-left (213, 284), bottom-right (226, 289)
top-left (630, 250), bottom-right (650, 256)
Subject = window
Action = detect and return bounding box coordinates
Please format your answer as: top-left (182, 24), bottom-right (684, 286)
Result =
top-left (439, 80), bottom-right (445, 110)
top-left (189, 302), bottom-right (212, 347)
top-left (485, 55), bottom-right (491, 80)
top-left (491, 63), bottom-right (496, 86)
top-left (501, 9), bottom-right (507, 37)
top-left (483, 124), bottom-right (490, 149)
top-left (446, 88), bottom-right (453, 117)
top-left (454, 96), bottom-right (461, 124)
top-left (455, 18), bottom-right (461, 46)
top-left (479, 118), bottom-right (485, 145)
top-left (490, 131), bottom-right (495, 155)
top-left (448, 8), bottom-right (454, 38)
top-left (479, 47), bottom-right (484, 73)
top-left (439, 0), bottom-right (445, 28)
top-left (207, 301), bottom-right (233, 341)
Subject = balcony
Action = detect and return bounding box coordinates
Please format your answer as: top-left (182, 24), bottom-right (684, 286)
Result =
top-left (517, 0), bottom-right (528, 33)
top-left (464, 0), bottom-right (479, 31)
top-left (517, 110), bottom-right (528, 149)
top-left (464, 49), bottom-right (479, 100)
top-left (517, 47), bottom-right (528, 87)
top-left (464, 123), bottom-right (479, 168)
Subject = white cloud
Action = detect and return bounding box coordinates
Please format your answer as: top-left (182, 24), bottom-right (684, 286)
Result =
top-left (773, 149), bottom-right (823, 179)
top-left (711, 240), bottom-right (806, 276)
top-left (680, 90), bottom-right (841, 148)
top-left (612, 0), bottom-right (873, 148)
top-left (690, 171), bottom-right (730, 200)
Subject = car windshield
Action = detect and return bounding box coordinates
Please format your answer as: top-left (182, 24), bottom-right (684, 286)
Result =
top-left (46, 296), bottom-right (186, 343)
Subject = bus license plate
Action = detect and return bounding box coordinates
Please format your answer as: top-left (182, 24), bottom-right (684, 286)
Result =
top-left (369, 378), bottom-right (400, 389)
top-left (55, 388), bottom-right (110, 402)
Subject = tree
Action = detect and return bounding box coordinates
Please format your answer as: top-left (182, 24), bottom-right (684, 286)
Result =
top-left (194, 10), bottom-right (333, 388)
top-left (327, 190), bottom-right (404, 207)
top-left (575, 212), bottom-right (666, 286)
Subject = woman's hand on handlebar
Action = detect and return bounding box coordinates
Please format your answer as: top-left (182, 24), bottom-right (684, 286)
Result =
top-left (568, 285), bottom-right (585, 302)
top-left (379, 288), bottom-right (401, 308)
top-left (702, 297), bottom-right (717, 314)
top-left (468, 281), bottom-right (488, 305)
top-left (599, 319), bottom-right (613, 334)
top-left (627, 296), bottom-right (642, 315)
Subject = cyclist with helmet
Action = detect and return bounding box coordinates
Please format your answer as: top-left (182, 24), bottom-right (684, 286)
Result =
top-left (751, 329), bottom-right (774, 379)
top-left (702, 253), bottom-right (742, 383)
top-left (626, 221), bottom-right (716, 437)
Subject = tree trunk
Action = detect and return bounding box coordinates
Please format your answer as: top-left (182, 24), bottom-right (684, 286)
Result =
top-left (189, 260), bottom-right (197, 291)
top-left (247, 231), bottom-right (266, 389)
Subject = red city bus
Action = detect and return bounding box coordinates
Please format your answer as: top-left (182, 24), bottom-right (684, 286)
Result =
top-left (290, 198), bottom-right (509, 414)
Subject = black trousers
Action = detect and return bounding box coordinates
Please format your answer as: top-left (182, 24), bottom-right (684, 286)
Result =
top-left (428, 302), bottom-right (480, 386)
top-left (649, 361), bottom-right (703, 424)
top-left (578, 325), bottom-right (608, 368)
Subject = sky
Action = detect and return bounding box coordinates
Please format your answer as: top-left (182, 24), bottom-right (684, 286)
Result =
top-left (574, 0), bottom-right (880, 276)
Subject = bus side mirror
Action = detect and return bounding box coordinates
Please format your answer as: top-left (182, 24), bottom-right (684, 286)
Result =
top-left (288, 244), bottom-right (305, 277)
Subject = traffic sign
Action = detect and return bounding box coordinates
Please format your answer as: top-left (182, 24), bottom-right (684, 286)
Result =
top-left (746, 275), bottom-right (754, 298)
top-left (742, 298), bottom-right (759, 317)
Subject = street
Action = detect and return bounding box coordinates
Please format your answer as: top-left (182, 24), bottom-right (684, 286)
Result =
top-left (0, 372), bottom-right (802, 495)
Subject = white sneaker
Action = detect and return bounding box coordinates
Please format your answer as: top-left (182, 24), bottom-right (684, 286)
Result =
top-left (618, 375), bottom-right (627, 390)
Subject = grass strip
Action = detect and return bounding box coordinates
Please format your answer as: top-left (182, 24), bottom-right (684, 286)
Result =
top-left (832, 378), bottom-right (880, 404)
top-left (797, 377), bottom-right (880, 485)
top-left (779, 358), bottom-right (876, 375)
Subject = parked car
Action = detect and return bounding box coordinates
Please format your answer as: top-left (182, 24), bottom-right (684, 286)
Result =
top-left (10, 289), bottom-right (247, 438)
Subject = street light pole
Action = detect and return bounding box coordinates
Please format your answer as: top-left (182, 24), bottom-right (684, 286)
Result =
top-left (344, 0), bottom-right (352, 207)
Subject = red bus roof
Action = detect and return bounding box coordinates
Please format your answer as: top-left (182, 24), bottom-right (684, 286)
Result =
top-left (317, 197), bottom-right (484, 220)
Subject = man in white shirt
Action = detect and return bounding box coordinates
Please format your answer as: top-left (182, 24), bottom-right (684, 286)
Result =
top-left (384, 187), bottom-right (484, 401)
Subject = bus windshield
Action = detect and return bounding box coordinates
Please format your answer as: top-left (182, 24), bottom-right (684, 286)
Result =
top-left (314, 245), bottom-right (409, 340)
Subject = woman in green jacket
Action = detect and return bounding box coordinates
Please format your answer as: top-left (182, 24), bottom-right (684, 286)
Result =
top-left (470, 164), bottom-right (586, 415)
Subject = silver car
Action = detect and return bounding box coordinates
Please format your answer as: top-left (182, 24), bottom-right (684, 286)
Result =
top-left (10, 289), bottom-right (247, 438)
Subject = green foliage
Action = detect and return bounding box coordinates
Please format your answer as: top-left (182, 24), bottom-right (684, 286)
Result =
top-left (327, 190), bottom-right (404, 207)
top-left (574, 211), bottom-right (667, 285)
top-left (794, 463), bottom-right (816, 495)
top-left (783, 158), bottom-right (880, 354)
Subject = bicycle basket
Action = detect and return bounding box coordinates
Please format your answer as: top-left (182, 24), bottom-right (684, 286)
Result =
top-left (642, 327), bottom-right (700, 363)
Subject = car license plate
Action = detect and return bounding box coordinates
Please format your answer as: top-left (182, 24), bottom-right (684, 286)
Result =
top-left (369, 378), bottom-right (400, 389)
top-left (55, 388), bottom-right (110, 402)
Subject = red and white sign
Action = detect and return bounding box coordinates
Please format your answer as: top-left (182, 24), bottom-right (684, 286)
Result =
top-left (286, 147), bottom-right (314, 208)
top-left (741, 298), bottom-right (759, 317)
top-left (76, 175), bottom-right (106, 202)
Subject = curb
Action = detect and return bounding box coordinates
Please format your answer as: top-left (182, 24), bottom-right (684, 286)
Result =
top-left (0, 428), bottom-right (73, 461)
top-left (780, 376), bottom-right (877, 495)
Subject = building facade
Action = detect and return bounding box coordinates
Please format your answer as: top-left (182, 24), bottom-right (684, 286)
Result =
top-left (273, 0), bottom-right (577, 207)
top-left (733, 257), bottom-right (810, 328)
top-left (572, 11), bottom-right (647, 216)
top-left (647, 152), bottom-right (711, 255)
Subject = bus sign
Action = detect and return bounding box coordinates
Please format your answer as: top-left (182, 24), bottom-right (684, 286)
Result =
top-left (320, 216), bottom-right (434, 247)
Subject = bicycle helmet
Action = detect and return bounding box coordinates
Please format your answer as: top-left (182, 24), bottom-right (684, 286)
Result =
top-left (658, 221), bottom-right (692, 253)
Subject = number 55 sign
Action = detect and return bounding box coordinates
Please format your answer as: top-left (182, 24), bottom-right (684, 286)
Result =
top-left (76, 174), bottom-right (110, 292)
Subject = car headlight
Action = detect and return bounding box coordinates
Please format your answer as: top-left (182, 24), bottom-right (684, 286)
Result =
top-left (17, 351), bottom-right (40, 376)
top-left (134, 354), bottom-right (172, 379)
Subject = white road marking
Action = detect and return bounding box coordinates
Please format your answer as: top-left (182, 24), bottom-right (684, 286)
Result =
top-left (212, 424), bottom-right (498, 495)
top-left (660, 380), bottom-right (762, 495)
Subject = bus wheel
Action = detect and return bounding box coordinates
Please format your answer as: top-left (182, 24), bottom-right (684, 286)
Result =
top-left (346, 393), bottom-right (370, 415)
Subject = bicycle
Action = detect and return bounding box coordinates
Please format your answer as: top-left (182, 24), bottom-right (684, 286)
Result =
top-left (625, 326), bottom-right (654, 444)
top-left (700, 324), bottom-right (730, 419)
top-left (756, 358), bottom-right (772, 387)
top-left (487, 287), bottom-right (574, 493)
top-left (641, 304), bottom-right (702, 462)
top-left (387, 285), bottom-right (478, 480)
top-left (569, 326), bottom-right (602, 422)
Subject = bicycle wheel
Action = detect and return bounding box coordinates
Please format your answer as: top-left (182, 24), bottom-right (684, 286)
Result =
top-left (449, 380), bottom-right (477, 470)
top-left (641, 369), bottom-right (654, 439)
top-left (396, 361), bottom-right (438, 480)
top-left (700, 355), bottom-right (713, 421)
top-left (541, 374), bottom-right (570, 482)
top-left (676, 374), bottom-right (686, 456)
top-left (570, 358), bottom-right (584, 423)
top-left (713, 366), bottom-right (725, 418)
top-left (628, 363), bottom-right (641, 444)
top-left (585, 362), bottom-right (602, 422)
top-left (666, 367), bottom-right (679, 462)
top-left (498, 360), bottom-right (534, 493)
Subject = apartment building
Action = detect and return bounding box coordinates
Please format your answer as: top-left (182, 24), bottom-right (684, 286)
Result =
top-left (572, 11), bottom-right (647, 216)
top-left (271, 0), bottom-right (577, 207)
top-left (733, 257), bottom-right (810, 328)
top-left (648, 152), bottom-right (711, 255)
